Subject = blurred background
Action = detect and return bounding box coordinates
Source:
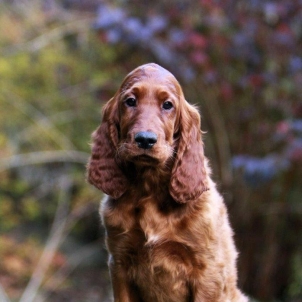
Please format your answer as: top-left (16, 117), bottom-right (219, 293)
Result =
top-left (0, 0), bottom-right (301, 301)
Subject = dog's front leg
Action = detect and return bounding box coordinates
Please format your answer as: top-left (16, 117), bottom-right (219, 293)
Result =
top-left (188, 272), bottom-right (225, 302)
top-left (108, 256), bottom-right (140, 302)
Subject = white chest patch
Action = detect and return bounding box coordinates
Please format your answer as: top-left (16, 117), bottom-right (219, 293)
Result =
top-left (146, 233), bottom-right (161, 244)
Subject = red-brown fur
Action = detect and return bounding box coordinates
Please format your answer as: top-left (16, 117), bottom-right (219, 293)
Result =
top-left (87, 63), bottom-right (248, 302)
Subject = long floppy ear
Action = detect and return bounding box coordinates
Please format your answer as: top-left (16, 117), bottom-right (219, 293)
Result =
top-left (86, 97), bottom-right (128, 199)
top-left (169, 100), bottom-right (209, 203)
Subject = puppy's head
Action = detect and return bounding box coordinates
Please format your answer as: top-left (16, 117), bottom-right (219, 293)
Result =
top-left (87, 63), bottom-right (208, 202)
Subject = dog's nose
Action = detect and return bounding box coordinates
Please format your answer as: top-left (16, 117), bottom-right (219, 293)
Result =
top-left (134, 131), bottom-right (158, 149)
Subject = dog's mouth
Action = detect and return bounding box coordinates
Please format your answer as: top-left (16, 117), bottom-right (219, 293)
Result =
top-left (132, 154), bottom-right (160, 165)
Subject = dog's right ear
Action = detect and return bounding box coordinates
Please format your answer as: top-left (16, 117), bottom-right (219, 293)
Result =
top-left (169, 100), bottom-right (209, 203)
top-left (86, 96), bottom-right (128, 199)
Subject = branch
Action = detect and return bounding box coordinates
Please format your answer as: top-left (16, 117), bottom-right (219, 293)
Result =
top-left (38, 242), bottom-right (101, 302)
top-left (19, 176), bottom-right (72, 302)
top-left (0, 284), bottom-right (11, 302)
top-left (2, 17), bottom-right (94, 56)
top-left (2, 90), bottom-right (75, 150)
top-left (0, 150), bottom-right (89, 172)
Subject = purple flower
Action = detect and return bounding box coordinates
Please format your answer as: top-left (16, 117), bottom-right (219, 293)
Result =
top-left (232, 154), bottom-right (289, 187)
top-left (94, 6), bottom-right (125, 29)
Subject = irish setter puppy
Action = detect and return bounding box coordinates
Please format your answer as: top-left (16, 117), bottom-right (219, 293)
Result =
top-left (87, 63), bottom-right (248, 302)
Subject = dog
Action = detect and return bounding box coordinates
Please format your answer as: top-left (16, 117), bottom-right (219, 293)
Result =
top-left (87, 63), bottom-right (248, 302)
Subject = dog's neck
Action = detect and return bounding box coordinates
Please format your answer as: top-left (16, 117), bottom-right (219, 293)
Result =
top-left (121, 160), bottom-right (173, 198)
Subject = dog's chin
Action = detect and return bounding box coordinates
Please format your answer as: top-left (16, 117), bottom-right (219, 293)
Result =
top-left (131, 154), bottom-right (161, 166)
top-left (121, 150), bottom-right (168, 167)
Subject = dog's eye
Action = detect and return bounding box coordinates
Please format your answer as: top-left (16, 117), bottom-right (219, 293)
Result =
top-left (162, 101), bottom-right (173, 110)
top-left (125, 97), bottom-right (137, 107)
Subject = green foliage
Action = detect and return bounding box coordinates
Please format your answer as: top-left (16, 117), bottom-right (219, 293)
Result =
top-left (0, 4), bottom-right (113, 300)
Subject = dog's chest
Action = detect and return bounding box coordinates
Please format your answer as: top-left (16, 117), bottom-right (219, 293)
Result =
top-left (102, 196), bottom-right (200, 301)
top-left (128, 204), bottom-right (193, 301)
top-left (105, 197), bottom-right (195, 268)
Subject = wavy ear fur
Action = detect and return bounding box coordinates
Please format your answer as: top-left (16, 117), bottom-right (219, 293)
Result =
top-left (169, 100), bottom-right (209, 203)
top-left (87, 97), bottom-right (128, 199)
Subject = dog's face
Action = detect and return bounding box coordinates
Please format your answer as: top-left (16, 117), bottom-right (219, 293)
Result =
top-left (117, 64), bottom-right (181, 166)
top-left (87, 63), bottom-right (208, 202)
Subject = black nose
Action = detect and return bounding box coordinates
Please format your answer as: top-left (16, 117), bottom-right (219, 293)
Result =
top-left (134, 131), bottom-right (158, 149)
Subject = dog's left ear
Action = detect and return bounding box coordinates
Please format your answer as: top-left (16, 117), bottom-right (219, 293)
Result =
top-left (169, 100), bottom-right (209, 203)
top-left (87, 96), bottom-right (128, 199)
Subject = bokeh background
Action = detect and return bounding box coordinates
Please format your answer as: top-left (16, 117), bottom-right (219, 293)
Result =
top-left (0, 0), bottom-right (302, 301)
